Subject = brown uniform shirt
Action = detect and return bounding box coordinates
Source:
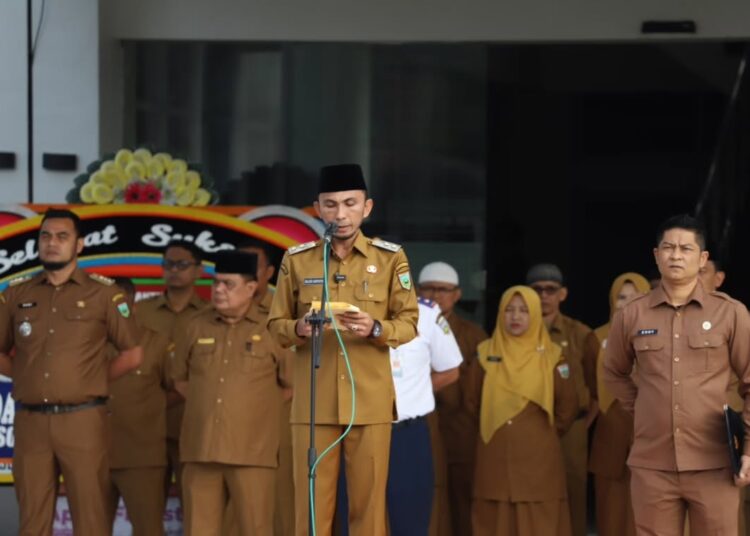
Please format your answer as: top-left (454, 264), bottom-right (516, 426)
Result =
top-left (172, 305), bottom-right (291, 467)
top-left (267, 232), bottom-right (419, 425)
top-left (548, 313), bottom-right (595, 413)
top-left (0, 269), bottom-right (139, 404)
top-left (137, 291), bottom-right (206, 439)
top-left (435, 312), bottom-right (488, 463)
top-left (603, 282), bottom-right (750, 471)
top-left (464, 356), bottom-right (578, 501)
top-left (108, 328), bottom-right (171, 469)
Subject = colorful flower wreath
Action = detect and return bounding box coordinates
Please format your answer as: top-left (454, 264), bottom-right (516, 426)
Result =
top-left (66, 148), bottom-right (219, 206)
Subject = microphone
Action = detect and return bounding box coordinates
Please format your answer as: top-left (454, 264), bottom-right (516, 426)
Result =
top-left (323, 221), bottom-right (339, 242)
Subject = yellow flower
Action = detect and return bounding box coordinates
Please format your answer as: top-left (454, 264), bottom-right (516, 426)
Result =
top-left (132, 148), bottom-right (152, 164)
top-left (175, 186), bottom-right (195, 206)
top-left (125, 161), bottom-right (146, 180)
top-left (166, 170), bottom-right (186, 190)
top-left (92, 184), bottom-right (114, 204)
top-left (114, 149), bottom-right (132, 168)
top-left (90, 171), bottom-right (115, 187)
top-left (168, 159), bottom-right (188, 175)
top-left (153, 152), bottom-right (173, 169)
top-left (193, 188), bottom-right (211, 206)
top-left (147, 159), bottom-right (165, 178)
top-left (185, 170), bottom-right (201, 190)
top-left (80, 182), bottom-right (95, 203)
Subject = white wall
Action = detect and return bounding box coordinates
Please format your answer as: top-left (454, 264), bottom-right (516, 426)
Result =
top-left (0, 1), bottom-right (30, 202)
top-left (106, 0), bottom-right (750, 42)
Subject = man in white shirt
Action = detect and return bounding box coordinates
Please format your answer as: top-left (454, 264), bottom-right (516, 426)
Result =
top-left (386, 297), bottom-right (463, 536)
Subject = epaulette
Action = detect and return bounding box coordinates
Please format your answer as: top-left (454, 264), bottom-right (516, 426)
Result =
top-left (417, 296), bottom-right (437, 308)
top-left (370, 238), bottom-right (402, 253)
top-left (288, 241), bottom-right (318, 255)
top-left (9, 275), bottom-right (32, 287)
top-left (89, 273), bottom-right (114, 286)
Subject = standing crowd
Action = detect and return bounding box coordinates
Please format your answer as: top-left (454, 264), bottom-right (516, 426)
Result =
top-left (0, 164), bottom-right (749, 536)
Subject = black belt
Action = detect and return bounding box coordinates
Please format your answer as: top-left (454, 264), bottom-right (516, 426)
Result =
top-left (392, 415), bottom-right (426, 430)
top-left (18, 397), bottom-right (107, 415)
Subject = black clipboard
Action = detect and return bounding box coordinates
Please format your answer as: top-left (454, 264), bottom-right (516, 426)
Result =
top-left (724, 404), bottom-right (745, 476)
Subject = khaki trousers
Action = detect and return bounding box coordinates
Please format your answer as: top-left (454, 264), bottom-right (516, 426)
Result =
top-left (109, 466), bottom-right (166, 535)
top-left (631, 466), bottom-right (739, 535)
top-left (14, 406), bottom-right (110, 536)
top-left (183, 462), bottom-right (275, 536)
top-left (472, 498), bottom-right (572, 536)
top-left (594, 471), bottom-right (635, 536)
top-left (292, 423), bottom-right (391, 536)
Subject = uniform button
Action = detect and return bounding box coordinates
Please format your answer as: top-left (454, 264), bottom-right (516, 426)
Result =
top-left (44, 398), bottom-right (49, 402)
top-left (135, 370), bottom-right (142, 375)
top-left (675, 428), bottom-right (680, 434)
top-left (676, 311), bottom-right (681, 317)
top-left (342, 261), bottom-right (347, 265)
top-left (224, 360), bottom-right (228, 364)
top-left (704, 341), bottom-right (710, 347)
top-left (217, 398), bottom-right (222, 404)
top-left (51, 307), bottom-right (57, 313)
top-left (46, 352), bottom-right (52, 357)
top-left (674, 334), bottom-right (680, 339)
top-left (340, 374), bottom-right (345, 380)
top-left (507, 420), bottom-right (513, 425)
top-left (340, 282), bottom-right (346, 287)
top-left (55, 287), bottom-right (61, 292)
top-left (644, 345), bottom-right (649, 349)
top-left (674, 404), bottom-right (680, 410)
top-left (43, 372), bottom-right (49, 379)
top-left (368, 293), bottom-right (374, 298)
top-left (674, 380), bottom-right (680, 386)
top-left (220, 378), bottom-right (225, 383)
top-left (674, 357), bottom-right (680, 362)
top-left (49, 329), bottom-right (54, 334)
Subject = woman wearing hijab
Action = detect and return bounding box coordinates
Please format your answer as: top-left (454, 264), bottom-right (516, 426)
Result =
top-left (588, 273), bottom-right (650, 536)
top-left (465, 286), bottom-right (578, 536)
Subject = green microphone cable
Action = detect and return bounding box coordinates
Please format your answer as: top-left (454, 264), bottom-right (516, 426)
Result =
top-left (308, 242), bottom-right (357, 536)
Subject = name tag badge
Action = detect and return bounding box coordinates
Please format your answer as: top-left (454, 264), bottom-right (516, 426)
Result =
top-left (197, 338), bottom-right (215, 345)
top-left (304, 278), bottom-right (324, 286)
top-left (18, 302), bottom-right (36, 309)
top-left (637, 329), bottom-right (658, 336)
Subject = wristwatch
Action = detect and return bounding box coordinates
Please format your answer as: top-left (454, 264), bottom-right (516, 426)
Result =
top-left (369, 320), bottom-right (383, 339)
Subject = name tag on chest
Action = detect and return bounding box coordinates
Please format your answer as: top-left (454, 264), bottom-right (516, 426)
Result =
top-left (304, 278), bottom-right (324, 286)
top-left (637, 329), bottom-right (658, 336)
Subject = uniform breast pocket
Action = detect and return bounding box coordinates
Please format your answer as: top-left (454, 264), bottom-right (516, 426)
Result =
top-left (14, 309), bottom-right (41, 343)
top-left (241, 342), bottom-right (275, 375)
top-left (687, 333), bottom-right (726, 375)
top-left (297, 286), bottom-right (320, 313)
top-left (189, 344), bottom-right (215, 374)
top-left (633, 337), bottom-right (666, 376)
top-left (354, 283), bottom-right (386, 314)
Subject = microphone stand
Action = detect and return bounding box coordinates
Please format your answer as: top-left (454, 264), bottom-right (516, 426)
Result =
top-left (307, 227), bottom-right (334, 535)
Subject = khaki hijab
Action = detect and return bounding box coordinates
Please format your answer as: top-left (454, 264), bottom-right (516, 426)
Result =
top-left (596, 272), bottom-right (650, 413)
top-left (478, 286), bottom-right (562, 444)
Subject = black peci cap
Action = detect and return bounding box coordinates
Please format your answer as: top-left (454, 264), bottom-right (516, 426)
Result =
top-left (318, 164), bottom-right (367, 194)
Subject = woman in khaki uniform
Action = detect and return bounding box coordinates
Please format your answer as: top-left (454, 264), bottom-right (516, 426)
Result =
top-left (465, 286), bottom-right (577, 536)
top-left (589, 272), bottom-right (650, 536)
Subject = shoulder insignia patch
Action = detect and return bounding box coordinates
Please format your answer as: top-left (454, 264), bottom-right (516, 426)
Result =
top-left (9, 275), bottom-right (32, 287)
top-left (288, 241), bottom-right (318, 255)
top-left (557, 363), bottom-right (570, 379)
top-left (90, 273), bottom-right (114, 286)
top-left (398, 272), bottom-right (412, 290)
top-left (436, 314), bottom-right (452, 334)
top-left (371, 238), bottom-right (402, 253)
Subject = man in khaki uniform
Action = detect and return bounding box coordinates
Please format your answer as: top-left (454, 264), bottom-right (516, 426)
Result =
top-left (108, 277), bottom-right (171, 536)
top-left (137, 239), bottom-right (206, 510)
top-left (267, 164), bottom-right (419, 536)
top-left (173, 251), bottom-right (291, 535)
top-left (527, 263), bottom-right (595, 536)
top-left (418, 261), bottom-right (488, 536)
top-left (604, 214), bottom-right (750, 535)
top-left (223, 239), bottom-right (295, 536)
top-left (0, 209), bottom-right (142, 535)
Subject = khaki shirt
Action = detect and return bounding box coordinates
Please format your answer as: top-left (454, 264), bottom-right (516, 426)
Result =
top-left (0, 269), bottom-right (139, 404)
top-left (172, 305), bottom-right (291, 467)
top-left (548, 313), bottom-right (595, 413)
top-left (137, 291), bottom-right (206, 439)
top-left (435, 312), bottom-right (488, 463)
top-left (464, 356), bottom-right (577, 501)
top-left (267, 232), bottom-right (419, 425)
top-left (108, 328), bottom-right (171, 469)
top-left (603, 282), bottom-right (750, 471)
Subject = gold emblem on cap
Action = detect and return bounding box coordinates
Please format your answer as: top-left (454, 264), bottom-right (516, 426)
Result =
top-left (366, 265), bottom-right (377, 274)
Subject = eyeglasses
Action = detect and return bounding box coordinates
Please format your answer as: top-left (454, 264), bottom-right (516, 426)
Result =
top-left (531, 284), bottom-right (562, 295)
top-left (419, 285), bottom-right (458, 295)
top-left (161, 260), bottom-right (200, 271)
top-left (212, 278), bottom-right (238, 291)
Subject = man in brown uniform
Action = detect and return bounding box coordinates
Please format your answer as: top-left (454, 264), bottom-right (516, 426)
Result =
top-left (603, 214), bottom-right (750, 535)
top-left (267, 164), bottom-right (419, 536)
top-left (108, 277), bottom-right (171, 536)
top-left (137, 239), bottom-right (206, 510)
top-left (418, 261), bottom-right (488, 536)
top-left (526, 263), bottom-right (596, 536)
top-left (173, 251), bottom-right (291, 535)
top-left (0, 209), bottom-right (142, 535)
